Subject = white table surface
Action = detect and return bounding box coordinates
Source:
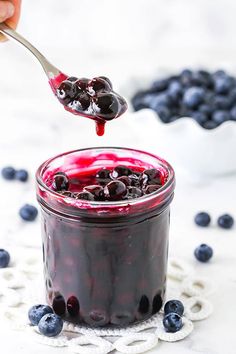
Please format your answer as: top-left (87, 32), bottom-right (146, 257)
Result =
top-left (0, 0), bottom-right (236, 352)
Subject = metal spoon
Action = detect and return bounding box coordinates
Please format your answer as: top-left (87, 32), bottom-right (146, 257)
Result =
top-left (0, 22), bottom-right (60, 79)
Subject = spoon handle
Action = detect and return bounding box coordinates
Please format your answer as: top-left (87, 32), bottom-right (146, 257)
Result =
top-left (0, 23), bottom-right (60, 78)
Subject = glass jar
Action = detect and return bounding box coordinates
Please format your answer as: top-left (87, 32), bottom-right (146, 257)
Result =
top-left (36, 147), bottom-right (175, 327)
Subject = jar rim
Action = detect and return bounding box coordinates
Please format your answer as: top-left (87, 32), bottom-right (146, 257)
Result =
top-left (36, 147), bottom-right (175, 215)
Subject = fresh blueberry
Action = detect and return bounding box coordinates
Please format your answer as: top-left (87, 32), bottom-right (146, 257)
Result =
top-left (168, 81), bottom-right (183, 101)
top-left (28, 304), bottom-right (53, 326)
top-left (75, 191), bottom-right (95, 201)
top-left (131, 91), bottom-right (149, 111)
top-left (194, 244), bottom-right (213, 262)
top-left (0, 249), bottom-right (10, 268)
top-left (52, 172), bottom-right (69, 192)
top-left (127, 186), bottom-right (142, 199)
top-left (164, 300), bottom-right (184, 316)
top-left (229, 87), bottom-right (236, 102)
top-left (38, 313), bottom-right (63, 337)
top-left (191, 111), bottom-right (208, 125)
top-left (214, 76), bottom-right (233, 94)
top-left (212, 110), bottom-right (230, 124)
top-left (1, 166), bottom-right (16, 180)
top-left (111, 165), bottom-right (133, 178)
top-left (163, 313), bottom-right (183, 333)
top-left (213, 70), bottom-right (226, 78)
top-left (154, 105), bottom-right (171, 123)
top-left (202, 120), bottom-right (219, 130)
top-left (180, 69), bottom-right (193, 86)
top-left (149, 93), bottom-right (171, 109)
top-left (194, 212), bottom-right (211, 227)
top-left (230, 106), bottom-right (236, 120)
top-left (199, 104), bottom-right (212, 117)
top-left (19, 204), bottom-right (38, 222)
top-left (104, 181), bottom-right (127, 201)
top-left (151, 79), bottom-right (169, 92)
top-left (15, 169), bottom-right (29, 182)
top-left (217, 214), bottom-right (234, 229)
top-left (96, 168), bottom-right (112, 185)
top-left (183, 87), bottom-right (205, 108)
top-left (212, 95), bottom-right (232, 110)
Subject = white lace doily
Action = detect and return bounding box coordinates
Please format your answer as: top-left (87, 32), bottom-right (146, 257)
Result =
top-left (1, 251), bottom-right (214, 354)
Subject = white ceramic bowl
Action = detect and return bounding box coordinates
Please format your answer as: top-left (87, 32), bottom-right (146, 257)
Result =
top-left (126, 108), bottom-right (236, 177)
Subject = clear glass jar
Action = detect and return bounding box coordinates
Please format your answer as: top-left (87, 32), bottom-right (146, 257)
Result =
top-left (36, 147), bottom-right (175, 327)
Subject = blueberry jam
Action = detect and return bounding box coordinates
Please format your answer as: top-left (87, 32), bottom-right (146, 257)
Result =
top-left (36, 147), bottom-right (175, 327)
top-left (50, 73), bottom-right (127, 136)
top-left (131, 69), bottom-right (236, 129)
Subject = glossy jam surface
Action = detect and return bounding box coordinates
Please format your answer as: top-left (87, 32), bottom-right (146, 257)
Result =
top-left (50, 74), bottom-right (127, 136)
top-left (37, 148), bottom-right (175, 327)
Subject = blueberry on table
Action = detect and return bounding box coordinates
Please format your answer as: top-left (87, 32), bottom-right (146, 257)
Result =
top-left (154, 105), bottom-right (171, 123)
top-left (212, 110), bottom-right (230, 124)
top-left (214, 76), bottom-right (233, 94)
top-left (19, 204), bottom-right (38, 222)
top-left (28, 304), bottom-right (53, 326)
top-left (194, 212), bottom-right (211, 227)
top-left (202, 120), bottom-right (219, 130)
top-left (0, 249), bottom-right (10, 268)
top-left (194, 244), bottom-right (213, 262)
top-left (230, 106), bottom-right (236, 120)
top-left (151, 78), bottom-right (169, 92)
top-left (164, 300), bottom-right (184, 316)
top-left (52, 172), bottom-right (69, 192)
top-left (183, 87), bottom-right (205, 108)
top-left (15, 169), bottom-right (29, 182)
top-left (104, 181), bottom-right (127, 201)
top-left (163, 313), bottom-right (183, 333)
top-left (217, 214), bottom-right (234, 229)
top-left (38, 313), bottom-right (63, 337)
top-left (1, 166), bottom-right (16, 180)
top-left (191, 111), bottom-right (208, 125)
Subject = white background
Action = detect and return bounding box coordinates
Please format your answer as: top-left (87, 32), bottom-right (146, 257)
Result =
top-left (0, 1), bottom-right (236, 353)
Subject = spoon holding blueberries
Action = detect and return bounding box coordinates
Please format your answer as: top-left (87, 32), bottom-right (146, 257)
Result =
top-left (0, 23), bottom-right (127, 136)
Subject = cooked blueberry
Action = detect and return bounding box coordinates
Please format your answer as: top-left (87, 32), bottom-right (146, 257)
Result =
top-left (163, 313), bottom-right (183, 333)
top-left (52, 172), bottom-right (69, 191)
top-left (28, 304), bottom-right (53, 326)
top-left (19, 204), bottom-right (38, 221)
top-left (92, 93), bottom-right (120, 120)
top-left (15, 169), bottom-right (29, 182)
top-left (56, 80), bottom-right (78, 104)
top-left (67, 76), bottom-right (78, 82)
top-left (194, 244), bottom-right (213, 262)
top-left (127, 186), bottom-right (142, 199)
top-left (183, 87), bottom-right (205, 108)
top-left (104, 181), bottom-right (127, 201)
top-left (144, 184), bottom-right (161, 194)
top-left (98, 76), bottom-right (113, 89)
top-left (230, 106), bottom-right (236, 120)
top-left (194, 212), bottom-right (211, 227)
top-left (1, 166), bottom-right (15, 180)
top-left (111, 165), bottom-right (133, 178)
top-left (202, 120), bottom-right (219, 129)
top-left (191, 111), bottom-right (208, 125)
top-left (0, 249), bottom-right (10, 268)
top-left (75, 191), bottom-right (95, 201)
top-left (164, 300), bottom-right (184, 316)
top-left (217, 214), bottom-right (234, 229)
top-left (59, 191), bottom-right (74, 197)
top-left (67, 296), bottom-right (80, 317)
top-left (214, 76), bottom-right (233, 94)
top-left (69, 92), bottom-right (91, 111)
top-left (96, 168), bottom-right (112, 185)
top-left (140, 168), bottom-right (162, 187)
top-left (87, 77), bottom-right (112, 95)
top-left (75, 78), bottom-right (89, 91)
top-left (117, 176), bottom-right (131, 186)
top-left (212, 110), bottom-right (230, 124)
top-left (38, 313), bottom-right (63, 337)
top-left (84, 185), bottom-right (104, 201)
top-left (128, 173), bottom-right (141, 187)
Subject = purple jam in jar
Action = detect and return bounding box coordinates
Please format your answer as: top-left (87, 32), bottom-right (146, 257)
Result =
top-left (36, 147), bottom-right (175, 327)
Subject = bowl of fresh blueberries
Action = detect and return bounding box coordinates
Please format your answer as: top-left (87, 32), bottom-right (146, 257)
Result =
top-left (129, 69), bottom-right (236, 176)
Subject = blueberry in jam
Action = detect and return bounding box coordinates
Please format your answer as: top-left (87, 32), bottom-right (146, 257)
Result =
top-left (83, 185), bottom-right (104, 201)
top-left (104, 180), bottom-right (127, 201)
top-left (56, 80), bottom-right (78, 105)
top-left (75, 191), bottom-right (95, 201)
top-left (52, 172), bottom-right (69, 192)
top-left (144, 184), bottom-right (161, 194)
top-left (127, 186), bottom-right (142, 199)
top-left (87, 77), bottom-right (112, 96)
top-left (140, 168), bottom-right (162, 187)
top-left (111, 165), bottom-right (133, 179)
top-left (96, 168), bottom-right (112, 185)
top-left (92, 93), bottom-right (121, 120)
